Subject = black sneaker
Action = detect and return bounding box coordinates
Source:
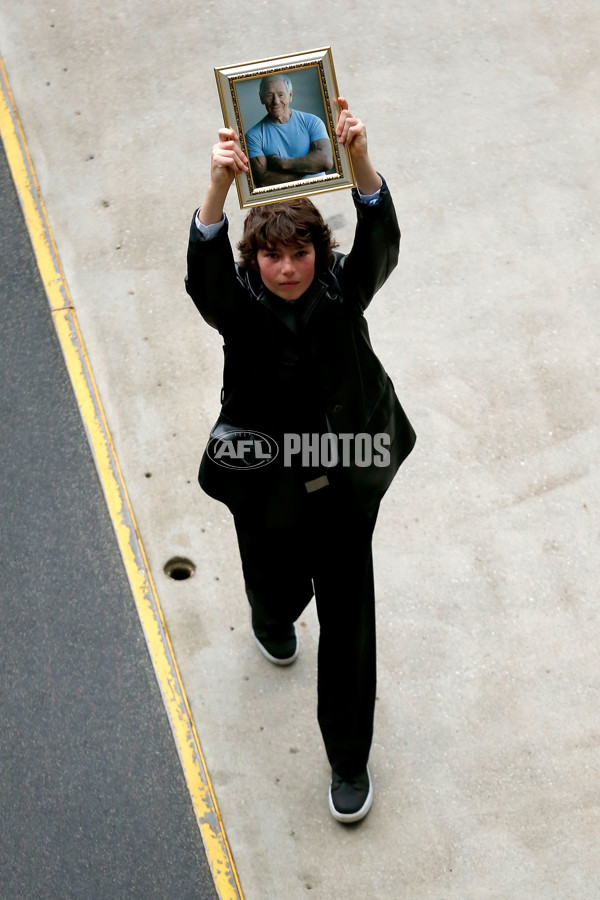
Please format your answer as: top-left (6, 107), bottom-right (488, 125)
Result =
top-left (329, 767), bottom-right (373, 823)
top-left (251, 615), bottom-right (299, 666)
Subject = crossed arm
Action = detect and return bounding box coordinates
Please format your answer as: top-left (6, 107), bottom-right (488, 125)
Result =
top-left (249, 138), bottom-right (333, 187)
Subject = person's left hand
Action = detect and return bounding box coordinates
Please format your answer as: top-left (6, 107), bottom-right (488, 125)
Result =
top-left (334, 97), bottom-right (368, 160)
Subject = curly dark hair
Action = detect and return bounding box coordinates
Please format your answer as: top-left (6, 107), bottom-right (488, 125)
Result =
top-left (237, 197), bottom-right (338, 273)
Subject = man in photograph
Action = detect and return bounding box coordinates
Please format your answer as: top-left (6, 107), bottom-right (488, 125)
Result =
top-left (245, 74), bottom-right (334, 187)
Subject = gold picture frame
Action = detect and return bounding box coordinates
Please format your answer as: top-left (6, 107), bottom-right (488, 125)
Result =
top-left (214, 47), bottom-right (355, 208)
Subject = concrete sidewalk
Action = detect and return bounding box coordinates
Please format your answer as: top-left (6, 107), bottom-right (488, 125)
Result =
top-left (1, 2), bottom-right (598, 897)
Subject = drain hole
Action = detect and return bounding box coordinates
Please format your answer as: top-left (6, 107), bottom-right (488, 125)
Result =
top-left (164, 557), bottom-right (196, 581)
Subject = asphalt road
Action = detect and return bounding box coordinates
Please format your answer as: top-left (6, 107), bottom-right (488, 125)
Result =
top-left (0, 140), bottom-right (217, 898)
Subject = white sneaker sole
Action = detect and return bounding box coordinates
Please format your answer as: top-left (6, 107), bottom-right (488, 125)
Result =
top-left (253, 631), bottom-right (299, 666)
top-left (329, 767), bottom-right (373, 823)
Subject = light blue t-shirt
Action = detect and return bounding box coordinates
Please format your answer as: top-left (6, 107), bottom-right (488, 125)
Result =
top-left (245, 108), bottom-right (329, 174)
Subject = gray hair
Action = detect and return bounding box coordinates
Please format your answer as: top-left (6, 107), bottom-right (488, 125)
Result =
top-left (258, 74), bottom-right (293, 101)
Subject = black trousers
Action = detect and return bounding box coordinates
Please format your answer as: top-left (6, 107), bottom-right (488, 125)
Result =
top-left (233, 478), bottom-right (379, 778)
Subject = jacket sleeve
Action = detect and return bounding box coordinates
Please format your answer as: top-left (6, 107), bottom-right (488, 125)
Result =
top-left (184, 212), bottom-right (242, 332)
top-left (336, 176), bottom-right (400, 313)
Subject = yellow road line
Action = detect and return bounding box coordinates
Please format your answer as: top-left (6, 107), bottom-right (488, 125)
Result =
top-left (0, 54), bottom-right (243, 900)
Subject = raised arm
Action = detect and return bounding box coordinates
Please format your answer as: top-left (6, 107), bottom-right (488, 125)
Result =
top-left (198, 127), bottom-right (249, 224)
top-left (186, 129), bottom-right (249, 331)
top-left (333, 98), bottom-right (399, 312)
top-left (335, 97), bottom-right (382, 195)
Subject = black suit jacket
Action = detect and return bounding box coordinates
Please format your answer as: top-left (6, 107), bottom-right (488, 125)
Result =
top-left (185, 178), bottom-right (416, 525)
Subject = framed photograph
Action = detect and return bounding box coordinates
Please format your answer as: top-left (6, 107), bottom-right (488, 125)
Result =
top-left (215, 47), bottom-right (355, 208)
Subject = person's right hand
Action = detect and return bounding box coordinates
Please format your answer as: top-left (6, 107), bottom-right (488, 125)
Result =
top-left (210, 128), bottom-right (249, 186)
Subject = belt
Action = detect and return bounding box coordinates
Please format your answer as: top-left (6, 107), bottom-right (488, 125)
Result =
top-left (304, 475), bottom-right (330, 493)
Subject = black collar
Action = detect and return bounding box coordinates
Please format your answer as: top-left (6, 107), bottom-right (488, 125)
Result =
top-left (241, 267), bottom-right (333, 332)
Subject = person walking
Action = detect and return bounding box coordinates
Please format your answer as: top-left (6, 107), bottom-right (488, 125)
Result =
top-left (185, 98), bottom-right (416, 822)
